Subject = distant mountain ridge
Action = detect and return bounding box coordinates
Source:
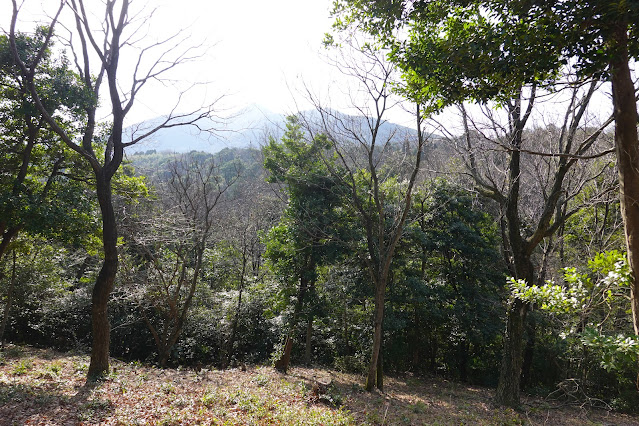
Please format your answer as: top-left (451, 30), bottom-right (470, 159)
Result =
top-left (125, 104), bottom-right (423, 154)
top-left (125, 104), bottom-right (284, 154)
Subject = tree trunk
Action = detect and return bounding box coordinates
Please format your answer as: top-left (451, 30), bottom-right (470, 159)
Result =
top-left (496, 242), bottom-right (533, 407)
top-left (410, 308), bottom-right (420, 371)
top-left (495, 99), bottom-right (530, 407)
top-left (0, 228), bottom-right (19, 266)
top-left (520, 317), bottom-right (536, 389)
top-left (458, 340), bottom-right (469, 383)
top-left (274, 336), bottom-right (294, 373)
top-left (87, 176), bottom-right (118, 381)
top-left (0, 250), bottom-right (17, 346)
top-left (365, 277), bottom-right (386, 391)
top-left (609, 24), bottom-right (639, 337)
top-left (496, 298), bottom-right (527, 406)
top-left (342, 299), bottom-right (351, 356)
top-left (223, 249), bottom-right (248, 369)
top-left (159, 349), bottom-right (170, 368)
top-left (376, 343), bottom-right (384, 392)
top-left (304, 316), bottom-right (313, 366)
top-left (274, 270), bottom-right (311, 373)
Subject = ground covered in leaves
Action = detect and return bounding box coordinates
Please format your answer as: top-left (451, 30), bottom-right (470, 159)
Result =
top-left (1, 345), bottom-right (639, 425)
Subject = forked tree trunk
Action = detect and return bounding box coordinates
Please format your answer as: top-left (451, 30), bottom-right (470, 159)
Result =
top-left (141, 311), bottom-right (169, 367)
top-left (87, 176), bottom-right (118, 381)
top-left (494, 98), bottom-right (532, 407)
top-left (159, 348), bottom-right (171, 368)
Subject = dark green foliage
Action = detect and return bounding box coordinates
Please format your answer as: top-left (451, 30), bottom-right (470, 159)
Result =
top-left (384, 180), bottom-right (505, 383)
top-left (262, 116), bottom-right (348, 369)
top-left (331, 0), bottom-right (639, 105)
top-left (319, 263), bottom-right (374, 372)
top-left (0, 30), bottom-right (97, 249)
top-left (0, 239), bottom-right (91, 350)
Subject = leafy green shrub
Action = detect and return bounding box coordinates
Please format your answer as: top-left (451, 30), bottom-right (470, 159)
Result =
top-left (510, 251), bottom-right (639, 411)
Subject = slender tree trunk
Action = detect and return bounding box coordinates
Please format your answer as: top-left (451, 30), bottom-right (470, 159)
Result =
top-left (610, 24), bottom-right (639, 337)
top-left (0, 250), bottom-right (17, 346)
top-left (458, 340), bottom-right (469, 383)
top-left (342, 298), bottom-right (352, 356)
top-left (275, 337), bottom-right (294, 373)
top-left (87, 175), bottom-right (118, 381)
top-left (304, 317), bottom-right (313, 365)
top-left (365, 275), bottom-right (386, 391)
top-left (223, 249), bottom-right (248, 368)
top-left (274, 272), bottom-right (311, 373)
top-left (141, 307), bottom-right (180, 368)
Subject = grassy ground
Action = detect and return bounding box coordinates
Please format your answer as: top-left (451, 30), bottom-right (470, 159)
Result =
top-left (1, 345), bottom-right (638, 425)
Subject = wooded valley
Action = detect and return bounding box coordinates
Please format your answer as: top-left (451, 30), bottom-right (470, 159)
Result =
top-left (3, 0), bottom-right (639, 422)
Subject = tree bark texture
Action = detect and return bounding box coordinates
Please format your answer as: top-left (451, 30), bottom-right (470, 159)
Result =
top-left (520, 317), bottom-right (537, 389)
top-left (376, 332), bottom-right (384, 392)
top-left (609, 24), bottom-right (639, 337)
top-left (496, 299), bottom-right (527, 406)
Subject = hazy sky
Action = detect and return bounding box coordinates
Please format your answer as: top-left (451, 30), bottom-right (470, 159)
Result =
top-left (148, 0), bottom-right (339, 119)
top-left (2, 0), bottom-right (615, 134)
top-left (2, 0), bottom-right (354, 124)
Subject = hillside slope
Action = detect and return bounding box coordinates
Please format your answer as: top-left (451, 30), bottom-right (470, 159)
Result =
top-left (1, 345), bottom-right (638, 425)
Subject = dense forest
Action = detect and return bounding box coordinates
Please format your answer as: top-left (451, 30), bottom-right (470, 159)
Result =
top-left (3, 0), bottom-right (639, 419)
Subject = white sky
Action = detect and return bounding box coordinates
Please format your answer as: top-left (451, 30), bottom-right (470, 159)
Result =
top-left (143, 0), bottom-right (340, 120)
top-left (2, 1), bottom-right (614, 133)
top-left (3, 0), bottom-right (388, 125)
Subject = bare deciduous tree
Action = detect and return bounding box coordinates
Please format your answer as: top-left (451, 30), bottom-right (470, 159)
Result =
top-left (9, 0), bottom-right (220, 379)
top-left (121, 153), bottom-right (239, 367)
top-left (433, 75), bottom-right (615, 406)
top-left (302, 44), bottom-right (427, 391)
